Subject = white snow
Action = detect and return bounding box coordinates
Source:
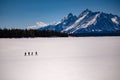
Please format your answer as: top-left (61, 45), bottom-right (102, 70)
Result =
top-left (54, 21), bottom-right (62, 25)
top-left (27, 22), bottom-right (48, 29)
top-left (62, 13), bottom-right (100, 34)
top-left (111, 17), bottom-right (119, 25)
top-left (70, 13), bottom-right (100, 33)
top-left (62, 12), bottom-right (89, 32)
top-left (81, 13), bottom-right (100, 28)
top-left (0, 37), bottom-right (120, 80)
top-left (36, 22), bottom-right (48, 27)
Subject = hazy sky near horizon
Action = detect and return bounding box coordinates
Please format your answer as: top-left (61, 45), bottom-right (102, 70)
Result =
top-left (0, 0), bottom-right (120, 29)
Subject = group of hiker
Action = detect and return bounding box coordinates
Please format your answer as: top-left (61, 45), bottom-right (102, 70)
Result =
top-left (24, 51), bottom-right (38, 56)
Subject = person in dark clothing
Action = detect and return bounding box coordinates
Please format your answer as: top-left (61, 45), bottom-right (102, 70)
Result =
top-left (28, 52), bottom-right (30, 56)
top-left (31, 52), bottom-right (33, 56)
top-left (35, 51), bottom-right (38, 56)
top-left (24, 52), bottom-right (27, 56)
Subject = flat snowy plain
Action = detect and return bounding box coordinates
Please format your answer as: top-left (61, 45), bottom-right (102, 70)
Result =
top-left (0, 37), bottom-right (120, 80)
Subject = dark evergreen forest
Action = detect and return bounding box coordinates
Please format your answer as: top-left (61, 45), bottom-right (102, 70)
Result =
top-left (0, 29), bottom-right (120, 38)
top-left (0, 29), bottom-right (68, 38)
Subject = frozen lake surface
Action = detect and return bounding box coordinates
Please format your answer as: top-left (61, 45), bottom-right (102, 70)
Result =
top-left (0, 37), bottom-right (120, 80)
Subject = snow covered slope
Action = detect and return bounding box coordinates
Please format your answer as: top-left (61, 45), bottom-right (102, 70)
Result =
top-left (28, 22), bottom-right (48, 29)
top-left (39, 13), bottom-right (77, 32)
top-left (38, 9), bottom-right (120, 35)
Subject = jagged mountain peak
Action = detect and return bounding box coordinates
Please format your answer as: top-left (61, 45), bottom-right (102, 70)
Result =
top-left (63, 10), bottom-right (120, 34)
top-left (79, 9), bottom-right (92, 15)
top-left (83, 9), bottom-right (92, 13)
top-left (79, 9), bottom-right (101, 17)
top-left (61, 13), bottom-right (77, 22)
top-left (67, 13), bottom-right (74, 18)
top-left (39, 13), bottom-right (78, 32)
top-left (38, 9), bottom-right (120, 35)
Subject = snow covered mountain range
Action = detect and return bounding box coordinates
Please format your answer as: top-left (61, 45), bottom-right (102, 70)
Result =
top-left (38, 9), bottom-right (120, 35)
top-left (27, 22), bottom-right (48, 29)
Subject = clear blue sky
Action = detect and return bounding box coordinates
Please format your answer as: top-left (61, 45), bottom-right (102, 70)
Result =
top-left (0, 0), bottom-right (120, 29)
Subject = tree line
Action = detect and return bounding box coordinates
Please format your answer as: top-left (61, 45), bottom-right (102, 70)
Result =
top-left (0, 28), bottom-right (120, 38)
top-left (0, 29), bottom-right (69, 38)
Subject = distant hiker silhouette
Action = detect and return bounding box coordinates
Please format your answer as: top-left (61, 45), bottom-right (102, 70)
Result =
top-left (31, 52), bottom-right (33, 56)
top-left (24, 51), bottom-right (38, 56)
top-left (35, 51), bottom-right (38, 56)
top-left (28, 52), bottom-right (30, 56)
top-left (24, 52), bottom-right (27, 56)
